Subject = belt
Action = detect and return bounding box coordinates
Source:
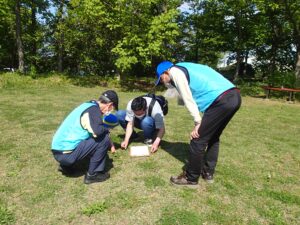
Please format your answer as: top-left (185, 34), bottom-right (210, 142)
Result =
top-left (216, 87), bottom-right (239, 102)
top-left (52, 150), bottom-right (73, 154)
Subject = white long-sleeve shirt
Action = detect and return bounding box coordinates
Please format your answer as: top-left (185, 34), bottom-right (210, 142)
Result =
top-left (169, 67), bottom-right (202, 124)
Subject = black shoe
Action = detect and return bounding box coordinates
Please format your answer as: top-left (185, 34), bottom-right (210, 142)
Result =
top-left (170, 171), bottom-right (198, 187)
top-left (58, 165), bottom-right (75, 175)
top-left (84, 172), bottom-right (110, 184)
top-left (202, 172), bottom-right (214, 183)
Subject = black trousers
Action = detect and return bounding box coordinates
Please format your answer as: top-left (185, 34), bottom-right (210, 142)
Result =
top-left (186, 89), bottom-right (241, 181)
top-left (52, 134), bottom-right (111, 175)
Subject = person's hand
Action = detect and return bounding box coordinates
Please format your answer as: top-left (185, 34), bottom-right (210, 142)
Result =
top-left (190, 123), bottom-right (200, 139)
top-left (121, 140), bottom-right (128, 150)
top-left (150, 139), bottom-right (160, 153)
top-left (111, 145), bottom-right (116, 154)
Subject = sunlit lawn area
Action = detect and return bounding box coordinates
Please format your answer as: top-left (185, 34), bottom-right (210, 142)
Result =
top-left (0, 76), bottom-right (299, 224)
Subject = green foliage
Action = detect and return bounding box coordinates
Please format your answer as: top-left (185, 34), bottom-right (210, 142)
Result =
top-left (143, 176), bottom-right (166, 188)
top-left (260, 189), bottom-right (300, 206)
top-left (0, 72), bottom-right (34, 88)
top-left (0, 205), bottom-right (15, 225)
top-left (1, 0), bottom-right (299, 85)
top-left (255, 204), bottom-right (285, 225)
top-left (267, 71), bottom-right (297, 88)
top-left (28, 65), bottom-right (37, 78)
top-left (0, 72), bottom-right (70, 88)
top-left (112, 1), bottom-right (180, 73)
top-left (112, 191), bottom-right (142, 209)
top-left (137, 160), bottom-right (158, 171)
top-left (0, 0), bottom-right (15, 68)
top-left (236, 80), bottom-right (265, 96)
top-left (82, 201), bottom-right (108, 216)
top-left (157, 207), bottom-right (203, 225)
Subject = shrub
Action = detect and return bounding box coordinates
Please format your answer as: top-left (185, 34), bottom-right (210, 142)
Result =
top-left (267, 71), bottom-right (296, 88)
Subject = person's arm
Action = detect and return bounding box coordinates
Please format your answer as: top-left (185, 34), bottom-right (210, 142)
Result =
top-left (109, 135), bottom-right (116, 153)
top-left (170, 67), bottom-right (202, 125)
top-left (170, 67), bottom-right (201, 139)
top-left (151, 125), bottom-right (165, 153)
top-left (81, 106), bottom-right (120, 151)
top-left (81, 106), bottom-right (109, 137)
top-left (120, 101), bottom-right (135, 149)
top-left (121, 121), bottom-right (133, 150)
top-left (150, 102), bottom-right (165, 153)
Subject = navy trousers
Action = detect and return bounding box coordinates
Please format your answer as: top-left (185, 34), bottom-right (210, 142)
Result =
top-left (52, 134), bottom-right (111, 174)
top-left (186, 89), bottom-right (241, 181)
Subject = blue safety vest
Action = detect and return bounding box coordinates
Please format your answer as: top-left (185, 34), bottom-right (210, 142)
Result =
top-left (176, 62), bottom-right (235, 112)
top-left (51, 102), bottom-right (97, 151)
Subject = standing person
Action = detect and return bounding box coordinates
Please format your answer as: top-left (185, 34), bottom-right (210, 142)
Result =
top-left (51, 90), bottom-right (119, 184)
top-left (155, 61), bottom-right (241, 186)
top-left (116, 96), bottom-right (165, 153)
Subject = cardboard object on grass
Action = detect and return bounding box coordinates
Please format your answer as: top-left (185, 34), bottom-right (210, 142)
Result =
top-left (130, 145), bottom-right (150, 157)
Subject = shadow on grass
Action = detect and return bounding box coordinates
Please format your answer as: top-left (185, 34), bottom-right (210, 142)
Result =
top-left (160, 140), bottom-right (189, 164)
top-left (56, 155), bottom-right (114, 178)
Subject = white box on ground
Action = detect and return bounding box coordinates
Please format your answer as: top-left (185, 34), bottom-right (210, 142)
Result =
top-left (130, 145), bottom-right (150, 157)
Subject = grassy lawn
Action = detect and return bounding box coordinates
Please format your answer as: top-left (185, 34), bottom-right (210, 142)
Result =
top-left (0, 74), bottom-right (299, 224)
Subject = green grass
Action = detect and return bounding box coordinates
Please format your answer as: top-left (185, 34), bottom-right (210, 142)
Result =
top-left (0, 74), bottom-right (299, 224)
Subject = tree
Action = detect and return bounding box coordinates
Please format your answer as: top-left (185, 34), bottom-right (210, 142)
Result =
top-left (26, 0), bottom-right (49, 70)
top-left (57, 0), bottom-right (181, 78)
top-left (15, 0), bottom-right (25, 72)
top-left (48, 0), bottom-right (69, 73)
top-left (254, 0), bottom-right (297, 86)
top-left (218, 0), bottom-right (259, 81)
top-left (281, 0), bottom-right (300, 85)
top-left (179, 0), bottom-right (258, 76)
top-left (0, 0), bottom-right (16, 69)
top-left (179, 0), bottom-right (227, 66)
top-left (110, 0), bottom-right (181, 77)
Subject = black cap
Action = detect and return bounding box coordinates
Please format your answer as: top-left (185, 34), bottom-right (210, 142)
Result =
top-left (101, 90), bottom-right (119, 110)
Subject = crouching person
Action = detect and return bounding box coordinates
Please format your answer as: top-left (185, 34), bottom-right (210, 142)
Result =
top-left (51, 90), bottom-right (119, 184)
top-left (116, 96), bottom-right (165, 153)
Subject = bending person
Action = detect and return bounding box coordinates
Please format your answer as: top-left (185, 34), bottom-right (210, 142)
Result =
top-left (155, 61), bottom-right (241, 186)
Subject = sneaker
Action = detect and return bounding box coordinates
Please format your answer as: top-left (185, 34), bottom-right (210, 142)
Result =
top-left (58, 165), bottom-right (75, 175)
top-left (202, 172), bottom-right (214, 183)
top-left (84, 172), bottom-right (110, 184)
top-left (143, 138), bottom-right (153, 145)
top-left (170, 171), bottom-right (198, 187)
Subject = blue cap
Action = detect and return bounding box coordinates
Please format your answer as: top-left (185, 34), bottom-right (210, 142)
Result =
top-left (155, 61), bottom-right (174, 86)
top-left (102, 113), bottom-right (119, 128)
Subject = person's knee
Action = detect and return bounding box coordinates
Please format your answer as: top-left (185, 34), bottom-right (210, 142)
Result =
top-left (190, 138), bottom-right (208, 153)
top-left (115, 110), bottom-right (127, 129)
top-left (95, 134), bottom-right (111, 149)
top-left (115, 110), bottom-right (126, 121)
top-left (141, 116), bottom-right (154, 128)
top-left (56, 156), bottom-right (76, 166)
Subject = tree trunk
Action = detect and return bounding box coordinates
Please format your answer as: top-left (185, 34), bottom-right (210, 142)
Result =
top-left (57, 0), bottom-right (65, 73)
top-left (282, 0), bottom-right (300, 87)
top-left (268, 9), bottom-right (280, 84)
top-left (15, 0), bottom-right (24, 73)
top-left (57, 32), bottom-right (64, 73)
top-left (234, 50), bottom-right (242, 82)
top-left (31, 0), bottom-right (37, 67)
top-left (233, 11), bottom-right (242, 82)
top-left (296, 49), bottom-right (300, 87)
